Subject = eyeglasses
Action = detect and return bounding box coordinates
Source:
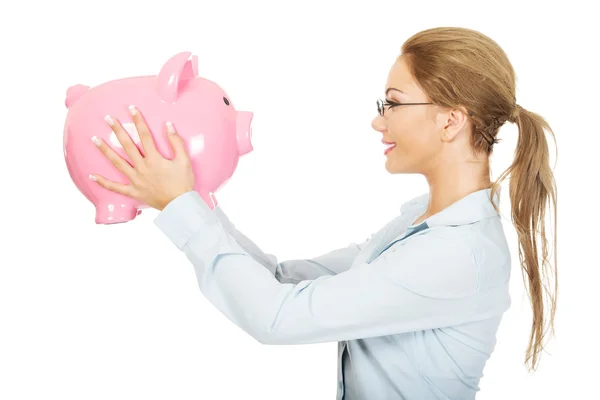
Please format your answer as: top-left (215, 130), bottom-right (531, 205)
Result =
top-left (376, 98), bottom-right (433, 117)
top-left (377, 99), bottom-right (499, 148)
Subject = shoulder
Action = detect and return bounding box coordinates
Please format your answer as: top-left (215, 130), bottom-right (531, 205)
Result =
top-left (380, 227), bottom-right (480, 299)
top-left (393, 225), bottom-right (476, 259)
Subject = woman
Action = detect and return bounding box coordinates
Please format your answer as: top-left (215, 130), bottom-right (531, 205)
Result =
top-left (89, 26), bottom-right (558, 399)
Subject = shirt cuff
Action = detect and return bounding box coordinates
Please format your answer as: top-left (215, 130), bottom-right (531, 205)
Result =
top-left (153, 191), bottom-right (221, 250)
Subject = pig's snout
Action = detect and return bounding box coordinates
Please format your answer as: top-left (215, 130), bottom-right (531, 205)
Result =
top-left (236, 111), bottom-right (254, 155)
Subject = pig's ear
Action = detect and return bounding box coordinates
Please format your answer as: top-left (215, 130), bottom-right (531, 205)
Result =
top-left (191, 55), bottom-right (198, 77)
top-left (157, 51), bottom-right (196, 103)
top-left (65, 84), bottom-right (90, 108)
top-left (179, 55), bottom-right (197, 81)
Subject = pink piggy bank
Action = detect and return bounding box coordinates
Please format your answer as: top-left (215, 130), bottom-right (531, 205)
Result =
top-left (63, 51), bottom-right (254, 224)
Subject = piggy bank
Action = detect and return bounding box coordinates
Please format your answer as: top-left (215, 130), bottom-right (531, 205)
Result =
top-left (63, 51), bottom-right (254, 224)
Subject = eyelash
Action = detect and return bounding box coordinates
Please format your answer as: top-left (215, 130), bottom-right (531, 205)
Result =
top-left (384, 100), bottom-right (402, 107)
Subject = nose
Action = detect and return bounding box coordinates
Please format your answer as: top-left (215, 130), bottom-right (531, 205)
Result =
top-left (236, 111), bottom-right (254, 155)
top-left (371, 114), bottom-right (385, 133)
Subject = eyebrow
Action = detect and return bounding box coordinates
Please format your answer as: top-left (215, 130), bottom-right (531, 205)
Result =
top-left (386, 88), bottom-right (405, 96)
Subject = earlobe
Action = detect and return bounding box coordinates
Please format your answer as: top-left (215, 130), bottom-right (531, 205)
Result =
top-left (441, 125), bottom-right (462, 142)
top-left (441, 128), bottom-right (450, 142)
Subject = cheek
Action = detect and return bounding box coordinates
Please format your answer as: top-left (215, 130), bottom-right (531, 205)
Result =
top-left (390, 121), bottom-right (440, 161)
top-left (389, 118), bottom-right (424, 147)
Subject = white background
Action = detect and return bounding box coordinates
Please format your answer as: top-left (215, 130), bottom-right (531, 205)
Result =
top-left (1, 0), bottom-right (598, 399)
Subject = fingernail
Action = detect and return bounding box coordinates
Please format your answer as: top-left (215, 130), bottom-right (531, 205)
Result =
top-left (104, 115), bottom-right (114, 125)
top-left (91, 136), bottom-right (101, 146)
top-left (166, 121), bottom-right (175, 134)
top-left (128, 105), bottom-right (137, 115)
top-left (89, 174), bottom-right (97, 181)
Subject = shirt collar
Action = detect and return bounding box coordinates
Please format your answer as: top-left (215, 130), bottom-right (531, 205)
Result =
top-left (400, 186), bottom-right (502, 228)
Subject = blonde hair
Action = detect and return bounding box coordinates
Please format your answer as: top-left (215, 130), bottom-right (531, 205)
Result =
top-left (401, 27), bottom-right (558, 372)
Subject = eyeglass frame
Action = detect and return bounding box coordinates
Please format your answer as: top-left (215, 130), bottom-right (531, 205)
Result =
top-left (376, 98), bottom-right (499, 147)
top-left (376, 98), bottom-right (433, 117)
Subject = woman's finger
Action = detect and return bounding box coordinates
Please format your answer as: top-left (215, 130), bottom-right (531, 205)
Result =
top-left (165, 121), bottom-right (189, 162)
top-left (89, 173), bottom-right (136, 198)
top-left (128, 105), bottom-right (158, 158)
top-left (91, 135), bottom-right (136, 181)
top-left (105, 114), bottom-right (144, 165)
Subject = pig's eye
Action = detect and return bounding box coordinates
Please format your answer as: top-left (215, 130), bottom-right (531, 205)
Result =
top-left (223, 97), bottom-right (230, 106)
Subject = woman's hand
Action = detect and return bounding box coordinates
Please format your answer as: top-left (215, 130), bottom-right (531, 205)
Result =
top-left (89, 105), bottom-right (195, 211)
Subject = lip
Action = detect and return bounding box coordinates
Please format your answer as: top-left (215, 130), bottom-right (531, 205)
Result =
top-left (382, 139), bottom-right (396, 154)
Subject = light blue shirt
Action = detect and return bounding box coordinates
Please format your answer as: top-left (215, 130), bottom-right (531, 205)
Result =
top-left (154, 187), bottom-right (511, 399)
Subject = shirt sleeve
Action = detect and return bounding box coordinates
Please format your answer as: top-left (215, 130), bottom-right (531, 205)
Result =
top-left (212, 203), bottom-right (370, 284)
top-left (154, 191), bottom-right (506, 345)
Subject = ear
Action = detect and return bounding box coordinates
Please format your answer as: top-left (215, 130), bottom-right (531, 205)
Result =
top-left (180, 55), bottom-right (198, 81)
top-left (440, 107), bottom-right (470, 141)
top-left (156, 52), bottom-right (197, 103)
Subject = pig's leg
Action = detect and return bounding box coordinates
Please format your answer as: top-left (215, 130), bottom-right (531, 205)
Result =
top-left (199, 191), bottom-right (218, 210)
top-left (95, 202), bottom-right (141, 224)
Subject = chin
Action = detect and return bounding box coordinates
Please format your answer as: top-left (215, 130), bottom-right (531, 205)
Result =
top-left (385, 159), bottom-right (402, 174)
top-left (385, 157), bottom-right (415, 175)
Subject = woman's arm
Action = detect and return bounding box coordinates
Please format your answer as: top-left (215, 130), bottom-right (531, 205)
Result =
top-left (213, 204), bottom-right (370, 284)
top-left (155, 191), bottom-right (510, 345)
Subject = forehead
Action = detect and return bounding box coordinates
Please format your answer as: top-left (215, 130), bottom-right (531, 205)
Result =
top-left (385, 56), bottom-right (420, 96)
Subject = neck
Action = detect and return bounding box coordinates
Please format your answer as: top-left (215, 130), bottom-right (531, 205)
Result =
top-left (419, 158), bottom-right (491, 220)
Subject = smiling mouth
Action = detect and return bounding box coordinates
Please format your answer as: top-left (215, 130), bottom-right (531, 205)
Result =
top-left (384, 142), bottom-right (397, 154)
